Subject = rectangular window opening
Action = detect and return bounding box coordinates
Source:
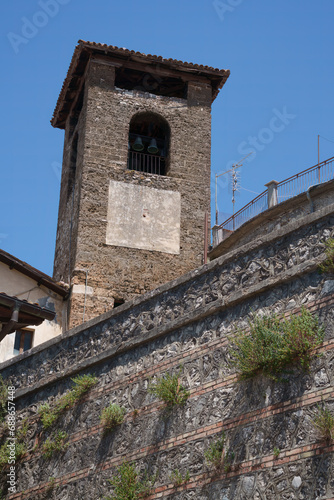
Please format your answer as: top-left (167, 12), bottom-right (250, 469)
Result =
top-left (13, 329), bottom-right (34, 355)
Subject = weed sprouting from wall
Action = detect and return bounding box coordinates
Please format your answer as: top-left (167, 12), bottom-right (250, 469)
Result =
top-left (13, 442), bottom-right (26, 461)
top-left (0, 416), bottom-right (29, 471)
top-left (106, 461), bottom-right (157, 500)
top-left (319, 238), bottom-right (334, 274)
top-left (100, 404), bottom-right (126, 433)
top-left (133, 409), bottom-right (139, 418)
top-left (204, 432), bottom-right (234, 473)
top-left (0, 440), bottom-right (26, 470)
top-left (38, 403), bottom-right (57, 429)
top-left (38, 374), bottom-right (97, 428)
top-left (46, 476), bottom-right (56, 493)
top-left (42, 431), bottom-right (68, 459)
top-left (169, 468), bottom-right (190, 487)
top-left (70, 373), bottom-right (98, 397)
top-left (0, 377), bottom-right (7, 424)
top-left (148, 368), bottom-right (189, 408)
top-left (312, 401), bottom-right (334, 441)
top-left (229, 308), bottom-right (324, 380)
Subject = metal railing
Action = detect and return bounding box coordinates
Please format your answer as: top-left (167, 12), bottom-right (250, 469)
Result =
top-left (277, 156), bottom-right (334, 201)
top-left (213, 156), bottom-right (334, 246)
top-left (127, 151), bottom-right (166, 175)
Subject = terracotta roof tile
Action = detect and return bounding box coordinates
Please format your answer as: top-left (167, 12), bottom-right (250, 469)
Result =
top-left (76, 41), bottom-right (227, 73)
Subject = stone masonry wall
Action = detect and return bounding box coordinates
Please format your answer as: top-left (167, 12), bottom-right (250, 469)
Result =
top-left (53, 58), bottom-right (213, 328)
top-left (1, 201), bottom-right (334, 499)
top-left (53, 85), bottom-right (87, 288)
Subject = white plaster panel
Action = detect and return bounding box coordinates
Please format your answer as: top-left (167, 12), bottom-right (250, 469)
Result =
top-left (106, 181), bottom-right (181, 254)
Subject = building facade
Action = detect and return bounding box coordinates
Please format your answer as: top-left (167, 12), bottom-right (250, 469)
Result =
top-left (0, 249), bottom-right (68, 362)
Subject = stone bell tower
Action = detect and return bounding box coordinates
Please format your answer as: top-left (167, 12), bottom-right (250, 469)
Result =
top-left (52, 40), bottom-right (229, 328)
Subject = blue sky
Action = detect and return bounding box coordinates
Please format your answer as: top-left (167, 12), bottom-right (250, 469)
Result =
top-left (1, 0), bottom-right (334, 276)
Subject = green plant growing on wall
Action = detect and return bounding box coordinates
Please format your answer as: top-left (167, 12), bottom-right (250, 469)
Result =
top-left (0, 376), bottom-right (7, 424)
top-left (204, 432), bottom-right (234, 473)
top-left (15, 441), bottom-right (27, 460)
top-left (17, 417), bottom-right (29, 441)
top-left (169, 468), bottom-right (190, 487)
top-left (148, 368), bottom-right (190, 408)
top-left (0, 440), bottom-right (10, 470)
top-left (133, 409), bottom-right (139, 418)
top-left (273, 447), bottom-right (280, 459)
top-left (319, 238), bottom-right (334, 274)
top-left (38, 402), bottom-right (57, 429)
top-left (0, 416), bottom-right (29, 470)
top-left (100, 404), bottom-right (126, 433)
top-left (70, 373), bottom-right (98, 398)
top-left (229, 308), bottom-right (324, 380)
top-left (42, 431), bottom-right (68, 459)
top-left (0, 440), bottom-right (27, 470)
top-left (46, 476), bottom-right (57, 494)
top-left (312, 401), bottom-right (334, 441)
top-left (106, 460), bottom-right (157, 500)
top-left (39, 374), bottom-right (97, 428)
top-left (0, 422), bottom-right (8, 442)
top-left (0, 443), bottom-right (8, 469)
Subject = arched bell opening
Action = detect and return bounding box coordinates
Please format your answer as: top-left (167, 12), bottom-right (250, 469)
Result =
top-left (127, 112), bottom-right (170, 175)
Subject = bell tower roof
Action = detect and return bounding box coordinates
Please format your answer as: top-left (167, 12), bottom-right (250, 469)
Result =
top-left (51, 39), bottom-right (230, 129)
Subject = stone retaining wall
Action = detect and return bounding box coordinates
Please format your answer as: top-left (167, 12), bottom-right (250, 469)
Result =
top-left (1, 201), bottom-right (334, 499)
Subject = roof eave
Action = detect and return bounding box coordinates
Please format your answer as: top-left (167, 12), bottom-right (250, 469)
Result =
top-left (51, 40), bottom-right (230, 129)
top-left (0, 292), bottom-right (56, 340)
top-left (0, 249), bottom-right (69, 298)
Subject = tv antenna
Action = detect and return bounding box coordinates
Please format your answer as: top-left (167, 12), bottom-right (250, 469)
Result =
top-left (215, 152), bottom-right (253, 225)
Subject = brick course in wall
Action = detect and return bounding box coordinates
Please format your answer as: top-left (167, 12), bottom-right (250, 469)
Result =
top-left (1, 196), bottom-right (334, 499)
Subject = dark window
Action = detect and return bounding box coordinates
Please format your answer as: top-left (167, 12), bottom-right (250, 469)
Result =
top-left (13, 329), bottom-right (34, 355)
top-left (127, 112), bottom-right (170, 176)
top-left (115, 68), bottom-right (187, 99)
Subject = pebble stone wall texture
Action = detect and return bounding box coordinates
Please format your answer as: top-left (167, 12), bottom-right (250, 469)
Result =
top-left (53, 57), bottom-right (214, 329)
top-left (1, 196), bottom-right (334, 499)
